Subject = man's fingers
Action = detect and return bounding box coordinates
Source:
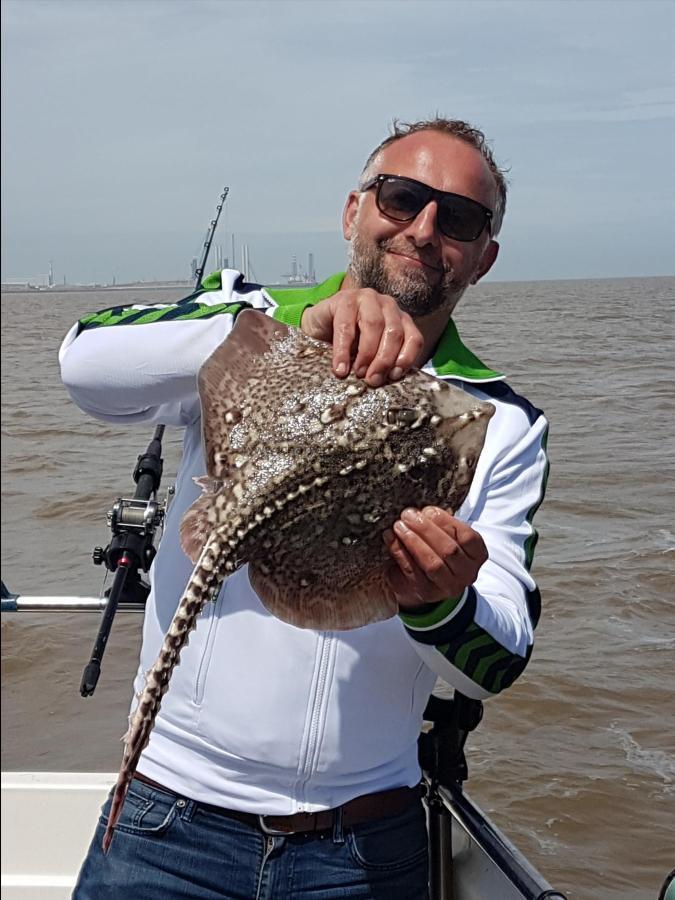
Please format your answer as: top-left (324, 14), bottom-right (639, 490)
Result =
top-left (394, 313), bottom-right (425, 375)
top-left (383, 529), bottom-right (416, 578)
top-left (391, 508), bottom-right (487, 595)
top-left (403, 509), bottom-right (465, 569)
top-left (329, 296), bottom-right (358, 377)
top-left (393, 519), bottom-right (459, 591)
top-left (351, 298), bottom-right (386, 379)
top-left (421, 508), bottom-right (488, 564)
top-left (383, 530), bottom-right (437, 602)
top-left (360, 302), bottom-right (424, 384)
top-left (306, 289), bottom-right (425, 384)
top-left (362, 299), bottom-right (406, 386)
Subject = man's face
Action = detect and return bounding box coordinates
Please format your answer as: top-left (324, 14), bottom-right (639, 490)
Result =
top-left (343, 131), bottom-right (500, 318)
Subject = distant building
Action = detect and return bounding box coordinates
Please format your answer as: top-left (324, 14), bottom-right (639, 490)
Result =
top-left (1, 265), bottom-right (53, 289)
top-left (281, 253), bottom-right (317, 287)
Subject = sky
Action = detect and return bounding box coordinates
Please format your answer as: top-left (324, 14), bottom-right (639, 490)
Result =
top-left (1, 0), bottom-right (674, 286)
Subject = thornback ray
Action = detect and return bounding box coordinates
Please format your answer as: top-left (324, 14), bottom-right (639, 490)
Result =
top-left (102, 309), bottom-right (494, 852)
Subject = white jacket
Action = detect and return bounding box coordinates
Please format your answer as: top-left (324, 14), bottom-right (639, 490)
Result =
top-left (59, 269), bottom-right (549, 814)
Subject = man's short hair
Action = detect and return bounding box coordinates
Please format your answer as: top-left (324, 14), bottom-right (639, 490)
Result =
top-left (359, 117), bottom-right (507, 236)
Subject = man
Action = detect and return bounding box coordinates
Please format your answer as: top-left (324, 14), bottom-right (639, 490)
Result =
top-left (60, 117), bottom-right (549, 899)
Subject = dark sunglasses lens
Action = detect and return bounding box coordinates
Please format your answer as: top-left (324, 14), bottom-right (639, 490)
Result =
top-left (377, 178), bottom-right (427, 221)
top-left (438, 197), bottom-right (487, 241)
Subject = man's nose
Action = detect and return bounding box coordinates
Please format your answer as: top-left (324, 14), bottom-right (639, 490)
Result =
top-left (403, 200), bottom-right (441, 246)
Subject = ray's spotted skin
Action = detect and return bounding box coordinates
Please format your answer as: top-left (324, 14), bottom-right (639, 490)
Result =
top-left (102, 310), bottom-right (494, 852)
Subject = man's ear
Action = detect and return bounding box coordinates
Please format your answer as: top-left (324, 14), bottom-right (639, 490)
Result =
top-left (342, 191), bottom-right (361, 240)
top-left (471, 240), bottom-right (499, 284)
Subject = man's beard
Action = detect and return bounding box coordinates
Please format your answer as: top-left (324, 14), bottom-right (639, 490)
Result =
top-left (348, 231), bottom-right (469, 318)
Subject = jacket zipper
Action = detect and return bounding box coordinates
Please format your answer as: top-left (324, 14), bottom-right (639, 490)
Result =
top-left (297, 633), bottom-right (334, 808)
top-left (193, 589), bottom-right (225, 705)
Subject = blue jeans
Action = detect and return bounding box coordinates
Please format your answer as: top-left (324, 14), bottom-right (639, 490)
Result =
top-left (73, 777), bottom-right (429, 899)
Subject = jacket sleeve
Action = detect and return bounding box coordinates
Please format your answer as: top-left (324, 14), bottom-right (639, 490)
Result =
top-left (399, 402), bottom-right (549, 700)
top-left (58, 285), bottom-right (272, 427)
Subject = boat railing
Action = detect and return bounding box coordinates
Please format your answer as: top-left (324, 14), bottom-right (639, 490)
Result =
top-left (0, 591), bottom-right (144, 613)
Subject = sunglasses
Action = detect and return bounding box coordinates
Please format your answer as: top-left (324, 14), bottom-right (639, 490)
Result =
top-left (360, 174), bottom-right (493, 242)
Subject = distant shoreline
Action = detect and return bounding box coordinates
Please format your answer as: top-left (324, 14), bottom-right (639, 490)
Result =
top-left (0, 281), bottom-right (193, 294)
top-left (1, 273), bottom-right (673, 295)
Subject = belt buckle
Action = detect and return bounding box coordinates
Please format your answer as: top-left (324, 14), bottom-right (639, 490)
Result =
top-left (258, 815), bottom-right (291, 836)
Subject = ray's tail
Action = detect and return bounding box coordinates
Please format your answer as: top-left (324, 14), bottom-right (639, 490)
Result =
top-left (102, 536), bottom-right (230, 853)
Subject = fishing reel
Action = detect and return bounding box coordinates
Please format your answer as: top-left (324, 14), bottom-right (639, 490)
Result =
top-left (108, 496), bottom-right (164, 535)
top-left (92, 496), bottom-right (165, 574)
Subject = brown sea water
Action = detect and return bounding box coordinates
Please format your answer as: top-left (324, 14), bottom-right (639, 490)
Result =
top-left (1, 277), bottom-right (673, 899)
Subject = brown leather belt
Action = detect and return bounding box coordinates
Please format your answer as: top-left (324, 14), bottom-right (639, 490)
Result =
top-left (134, 772), bottom-right (423, 836)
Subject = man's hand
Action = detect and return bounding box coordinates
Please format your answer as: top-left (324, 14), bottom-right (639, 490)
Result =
top-left (383, 507), bottom-right (488, 611)
top-left (300, 289), bottom-right (424, 387)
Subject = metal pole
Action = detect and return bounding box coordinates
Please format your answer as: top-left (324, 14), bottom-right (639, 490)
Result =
top-left (1, 596), bottom-right (145, 613)
top-left (427, 785), bottom-right (455, 900)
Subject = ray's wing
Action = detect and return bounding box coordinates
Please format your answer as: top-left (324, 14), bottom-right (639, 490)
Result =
top-left (181, 312), bottom-right (294, 562)
top-left (198, 310), bottom-right (292, 480)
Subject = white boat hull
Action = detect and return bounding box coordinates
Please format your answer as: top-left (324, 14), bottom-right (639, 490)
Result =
top-left (2, 773), bottom-right (112, 898)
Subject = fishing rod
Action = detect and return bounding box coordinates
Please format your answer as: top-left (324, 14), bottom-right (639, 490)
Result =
top-left (80, 426), bottom-right (166, 697)
top-left (80, 188), bottom-right (230, 695)
top-left (193, 187), bottom-right (229, 290)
